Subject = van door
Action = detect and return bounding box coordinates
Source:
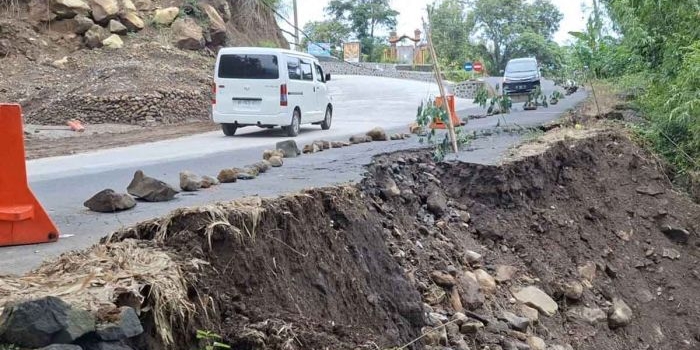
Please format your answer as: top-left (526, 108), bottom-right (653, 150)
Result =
top-left (314, 62), bottom-right (329, 115)
top-left (298, 58), bottom-right (320, 120)
top-left (285, 56), bottom-right (308, 119)
top-left (215, 53), bottom-right (281, 116)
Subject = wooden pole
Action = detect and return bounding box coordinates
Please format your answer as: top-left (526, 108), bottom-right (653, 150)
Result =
top-left (424, 9), bottom-right (459, 153)
top-left (293, 0), bottom-right (299, 51)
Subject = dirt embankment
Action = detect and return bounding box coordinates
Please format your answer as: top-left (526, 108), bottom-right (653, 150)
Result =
top-left (3, 129), bottom-right (699, 350)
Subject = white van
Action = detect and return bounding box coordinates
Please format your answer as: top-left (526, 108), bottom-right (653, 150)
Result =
top-left (212, 47), bottom-right (333, 137)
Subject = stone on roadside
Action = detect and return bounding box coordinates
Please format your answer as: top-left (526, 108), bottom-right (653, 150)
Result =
top-left (251, 160), bottom-right (271, 173)
top-left (501, 311), bottom-right (530, 332)
top-left (171, 17), bottom-right (204, 50)
top-left (303, 143), bottom-right (321, 154)
top-left (127, 170), bottom-right (178, 201)
top-left (459, 321), bottom-right (484, 334)
top-left (276, 140), bottom-right (301, 158)
top-left (84, 189), bottom-right (136, 213)
top-left (512, 286), bottom-right (558, 317)
top-left (527, 336), bottom-right (546, 350)
top-left (464, 250), bottom-right (482, 264)
top-left (217, 169), bottom-right (238, 183)
top-left (263, 149), bottom-right (285, 160)
top-left (561, 280), bottom-right (584, 300)
top-left (457, 271), bottom-right (484, 310)
top-left (52, 0), bottom-right (91, 18)
top-left (430, 270), bottom-right (456, 288)
top-left (84, 24), bottom-right (108, 48)
top-left (199, 3), bottom-right (227, 46)
top-left (519, 304), bottom-right (539, 323)
top-left (495, 265), bottom-right (518, 283)
top-left (102, 34), bottom-right (124, 49)
top-left (608, 297), bottom-right (633, 329)
top-left (313, 140), bottom-right (331, 150)
top-left (380, 177), bottom-right (401, 198)
top-left (268, 156), bottom-right (283, 167)
top-left (349, 134), bottom-right (372, 144)
top-left (236, 168), bottom-right (257, 180)
top-left (366, 126), bottom-right (388, 141)
top-left (152, 6), bottom-right (179, 26)
top-left (73, 14), bottom-right (95, 34)
top-left (108, 19), bottom-right (127, 34)
top-left (95, 307), bottom-right (143, 341)
top-left (475, 269), bottom-right (497, 294)
top-left (331, 141), bottom-right (344, 148)
top-left (0, 296), bottom-right (95, 348)
top-left (426, 191), bottom-right (447, 217)
top-left (566, 306), bottom-right (606, 325)
top-left (179, 171), bottom-right (201, 191)
top-left (119, 11), bottom-right (144, 31)
top-left (89, 0), bottom-right (120, 23)
top-left (199, 175), bottom-right (219, 188)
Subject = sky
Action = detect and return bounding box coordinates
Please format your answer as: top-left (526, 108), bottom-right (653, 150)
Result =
top-left (279, 0), bottom-right (592, 48)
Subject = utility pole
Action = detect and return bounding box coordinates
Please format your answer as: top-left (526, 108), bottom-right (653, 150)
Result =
top-left (293, 0), bottom-right (300, 51)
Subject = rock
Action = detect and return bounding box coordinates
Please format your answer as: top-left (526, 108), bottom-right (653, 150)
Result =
top-left (426, 191), bottom-right (447, 217)
top-left (512, 286), bottom-right (558, 317)
top-left (519, 304), bottom-right (539, 323)
top-left (38, 345), bottom-right (83, 350)
top-left (303, 143), bottom-right (320, 154)
top-left (430, 270), bottom-right (456, 288)
top-left (496, 265), bottom-right (518, 283)
top-left (199, 175), bottom-right (220, 188)
top-left (84, 24), bottom-right (108, 48)
top-left (527, 336), bottom-right (546, 350)
top-left (52, 0), bottom-right (91, 19)
top-left (263, 149), bottom-right (285, 160)
top-left (501, 311), bottom-right (530, 332)
top-left (456, 272), bottom-right (484, 310)
top-left (0, 296), bottom-right (95, 348)
top-left (349, 134), bottom-right (372, 144)
top-left (29, 0), bottom-right (57, 22)
top-left (390, 133), bottom-right (403, 140)
top-left (171, 18), bottom-right (204, 50)
top-left (51, 56), bottom-right (69, 69)
top-left (200, 3), bottom-right (227, 46)
top-left (566, 306), bottom-right (606, 325)
top-left (409, 123), bottom-right (423, 134)
top-left (217, 169), bottom-right (238, 183)
top-left (366, 127), bottom-right (388, 141)
top-left (562, 281), bottom-right (583, 300)
top-left (608, 297), bottom-right (633, 329)
top-left (73, 14), bottom-right (95, 34)
top-left (90, 0), bottom-right (120, 23)
top-left (635, 185), bottom-right (664, 196)
top-left (126, 170), bottom-right (178, 202)
top-left (578, 261), bottom-right (596, 282)
top-left (660, 225), bottom-right (690, 245)
top-left (464, 250), bottom-right (482, 264)
top-left (236, 169), bottom-right (257, 180)
top-left (661, 247), bottom-right (681, 260)
top-left (152, 6), bottom-right (179, 26)
top-left (331, 141), bottom-right (344, 148)
top-left (119, 11), bottom-right (144, 31)
top-left (475, 269), bottom-right (497, 294)
top-left (95, 307), bottom-right (143, 341)
top-left (102, 34), bottom-right (124, 48)
top-left (380, 178), bottom-right (401, 198)
top-left (133, 0), bottom-right (150, 10)
top-left (81, 342), bottom-right (134, 350)
top-left (84, 189), bottom-right (136, 212)
top-left (179, 171), bottom-right (201, 191)
top-left (269, 156), bottom-right (283, 167)
top-left (251, 161), bottom-right (271, 173)
top-left (459, 321), bottom-right (483, 334)
top-left (108, 19), bottom-right (127, 34)
top-left (548, 345), bottom-right (574, 350)
top-left (275, 140), bottom-right (301, 157)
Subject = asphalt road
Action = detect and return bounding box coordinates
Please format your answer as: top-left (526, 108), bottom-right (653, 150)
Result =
top-left (2, 76), bottom-right (587, 275)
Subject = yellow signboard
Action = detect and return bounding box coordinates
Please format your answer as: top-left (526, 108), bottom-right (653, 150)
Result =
top-left (343, 42), bottom-right (361, 63)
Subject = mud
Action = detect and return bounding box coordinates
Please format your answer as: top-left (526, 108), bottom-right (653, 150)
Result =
top-left (102, 130), bottom-right (700, 350)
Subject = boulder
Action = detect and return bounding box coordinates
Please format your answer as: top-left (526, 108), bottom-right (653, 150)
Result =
top-left (512, 286), bottom-right (558, 317)
top-left (118, 0), bottom-right (136, 12)
top-left (331, 141), bottom-right (344, 148)
top-left (380, 177), bottom-right (400, 198)
top-left (217, 169), bottom-right (238, 183)
top-left (73, 14), bottom-right (95, 34)
top-left (171, 18), bottom-right (204, 50)
top-left (126, 170), bottom-right (178, 202)
top-left (102, 34), bottom-right (124, 49)
top-left (313, 140), bottom-right (331, 150)
top-left (51, 0), bottom-right (91, 19)
top-left (251, 161), bottom-right (271, 173)
top-left (519, 304), bottom-right (539, 323)
top-left (0, 296), bottom-right (95, 348)
top-left (236, 168), bottom-right (257, 180)
top-left (29, 0), bottom-right (57, 22)
top-left (426, 191), bottom-right (447, 217)
top-left (303, 143), bottom-right (320, 154)
top-left (269, 156), bottom-right (283, 167)
top-left (566, 306), bottom-right (606, 325)
top-left (501, 311), bottom-right (530, 332)
top-left (152, 7), bottom-right (179, 26)
top-left (84, 189), bottom-right (136, 212)
top-left (561, 280), bottom-right (583, 300)
top-left (263, 149), bottom-right (285, 160)
top-left (199, 175), bottom-right (220, 188)
top-left (119, 11), bottom-right (144, 31)
top-left (95, 307), bottom-right (143, 341)
top-left (84, 24), bottom-right (108, 48)
top-left (108, 19), bottom-right (128, 34)
top-left (366, 127), bottom-right (388, 141)
top-left (90, 0), bottom-right (120, 23)
top-left (608, 297), bottom-right (633, 329)
top-left (474, 269), bottom-right (497, 294)
top-left (276, 140), bottom-right (301, 158)
top-left (456, 272), bottom-right (484, 310)
top-left (179, 171), bottom-right (201, 191)
top-left (200, 3), bottom-right (227, 46)
top-left (527, 336), bottom-right (546, 350)
top-left (349, 134), bottom-right (372, 144)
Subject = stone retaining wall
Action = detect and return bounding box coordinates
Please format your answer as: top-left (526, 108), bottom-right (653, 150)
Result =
top-left (450, 80), bottom-right (487, 99)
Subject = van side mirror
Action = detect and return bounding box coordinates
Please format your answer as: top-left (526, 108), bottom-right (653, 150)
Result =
top-left (325, 73), bottom-right (331, 82)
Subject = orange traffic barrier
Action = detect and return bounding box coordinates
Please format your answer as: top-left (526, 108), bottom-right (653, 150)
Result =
top-left (0, 104), bottom-right (59, 246)
top-left (430, 94), bottom-right (463, 129)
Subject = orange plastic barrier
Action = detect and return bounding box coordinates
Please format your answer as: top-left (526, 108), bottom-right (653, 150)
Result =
top-left (0, 104), bottom-right (59, 246)
top-left (430, 94), bottom-right (463, 129)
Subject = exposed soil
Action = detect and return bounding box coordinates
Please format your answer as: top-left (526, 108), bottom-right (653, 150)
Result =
top-left (91, 127), bottom-right (699, 350)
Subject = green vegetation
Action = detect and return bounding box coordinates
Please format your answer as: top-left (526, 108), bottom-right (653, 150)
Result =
top-left (196, 330), bottom-right (230, 350)
top-left (416, 98), bottom-right (475, 161)
top-left (326, 0), bottom-right (398, 62)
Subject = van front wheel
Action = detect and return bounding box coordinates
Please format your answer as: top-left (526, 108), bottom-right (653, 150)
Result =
top-left (221, 123), bottom-right (237, 136)
top-left (284, 110), bottom-right (301, 137)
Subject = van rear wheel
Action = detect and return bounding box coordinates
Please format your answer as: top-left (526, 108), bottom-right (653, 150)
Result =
top-left (321, 106), bottom-right (332, 130)
top-left (284, 109), bottom-right (301, 137)
top-left (221, 123), bottom-right (237, 136)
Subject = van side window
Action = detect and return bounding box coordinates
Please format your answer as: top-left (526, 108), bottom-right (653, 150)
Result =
top-left (300, 61), bottom-right (314, 81)
top-left (315, 63), bottom-right (324, 82)
top-left (286, 56), bottom-right (301, 80)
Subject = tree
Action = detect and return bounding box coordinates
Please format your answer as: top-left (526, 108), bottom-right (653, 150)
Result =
top-left (469, 0), bottom-right (563, 71)
top-left (326, 0), bottom-right (398, 60)
top-left (428, 0), bottom-right (476, 65)
top-left (300, 20), bottom-right (351, 57)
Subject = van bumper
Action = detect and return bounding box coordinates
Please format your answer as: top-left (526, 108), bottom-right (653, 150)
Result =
top-left (212, 111), bottom-right (290, 126)
top-left (503, 80), bottom-right (540, 94)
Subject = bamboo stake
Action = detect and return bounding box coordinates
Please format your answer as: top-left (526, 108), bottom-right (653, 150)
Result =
top-left (424, 8), bottom-right (459, 154)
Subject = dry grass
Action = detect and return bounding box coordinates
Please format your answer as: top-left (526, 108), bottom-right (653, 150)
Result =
top-left (579, 81), bottom-right (620, 118)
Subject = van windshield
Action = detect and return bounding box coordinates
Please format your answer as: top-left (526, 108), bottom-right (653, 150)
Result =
top-left (218, 54), bottom-right (279, 79)
top-left (506, 60), bottom-right (537, 73)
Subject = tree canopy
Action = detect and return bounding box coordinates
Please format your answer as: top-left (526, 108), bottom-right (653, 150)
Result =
top-left (326, 0), bottom-right (398, 60)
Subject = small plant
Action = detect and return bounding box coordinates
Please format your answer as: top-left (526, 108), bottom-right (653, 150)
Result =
top-left (524, 92), bottom-right (537, 110)
top-left (196, 330), bottom-right (231, 350)
top-left (473, 86), bottom-right (489, 108)
top-left (550, 91), bottom-right (564, 105)
top-left (416, 98), bottom-right (475, 161)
